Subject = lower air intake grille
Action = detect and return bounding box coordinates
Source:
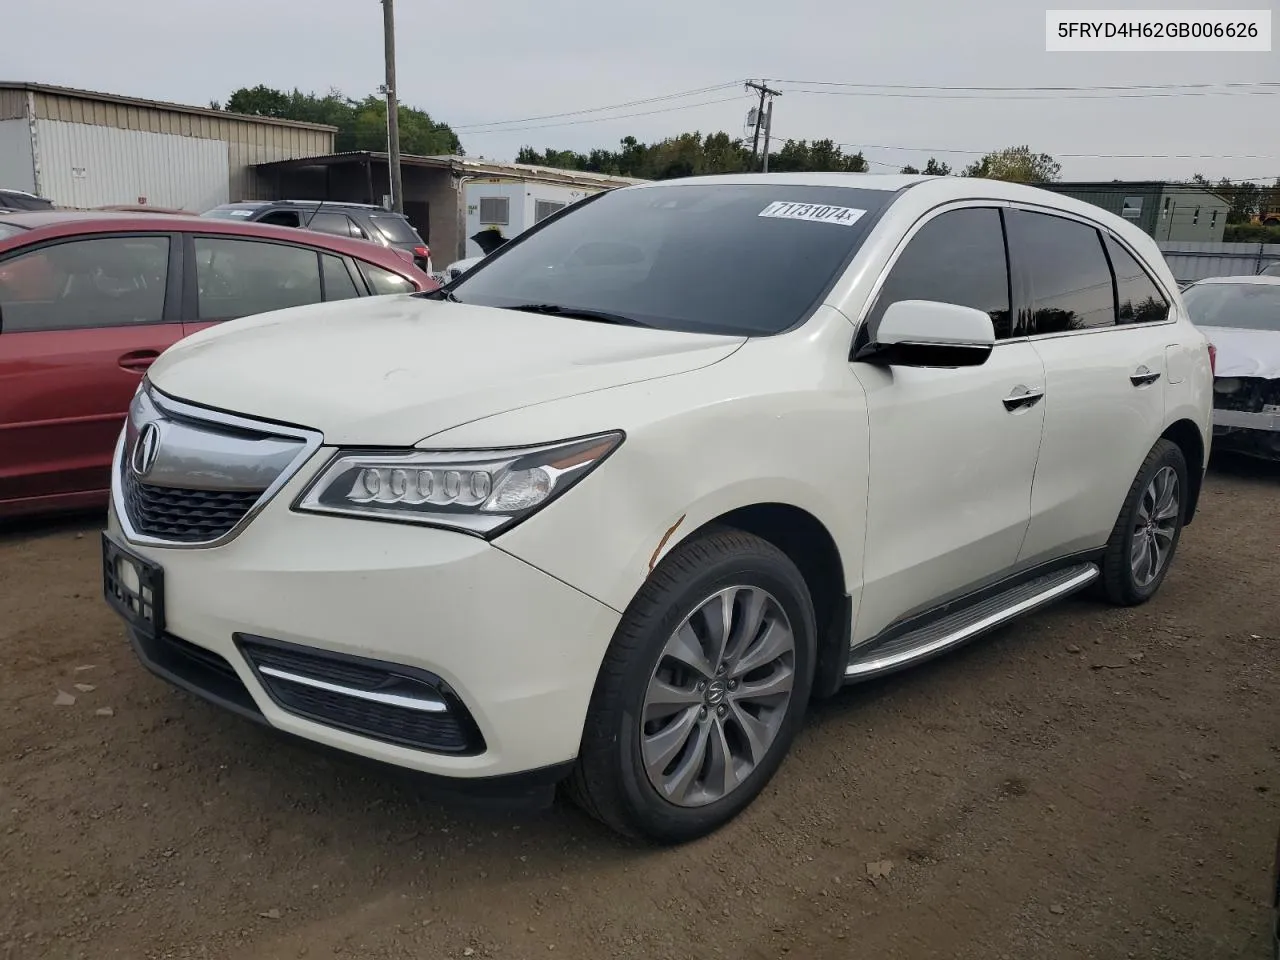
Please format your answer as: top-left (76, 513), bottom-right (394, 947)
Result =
top-left (123, 471), bottom-right (260, 543)
top-left (236, 635), bottom-right (484, 755)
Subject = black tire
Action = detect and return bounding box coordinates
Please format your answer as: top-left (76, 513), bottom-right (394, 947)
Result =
top-left (1099, 438), bottom-right (1188, 606)
top-left (566, 527), bottom-right (816, 843)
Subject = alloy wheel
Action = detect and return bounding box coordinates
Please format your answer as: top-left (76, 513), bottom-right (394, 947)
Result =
top-left (1130, 465), bottom-right (1180, 587)
top-left (639, 586), bottom-right (796, 807)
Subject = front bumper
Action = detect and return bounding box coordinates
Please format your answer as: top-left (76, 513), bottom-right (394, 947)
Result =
top-left (1211, 408), bottom-right (1280, 459)
top-left (105, 491), bottom-right (620, 781)
top-left (1212, 408), bottom-right (1280, 432)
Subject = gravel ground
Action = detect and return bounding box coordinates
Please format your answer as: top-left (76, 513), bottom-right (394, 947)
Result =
top-left (1, 455), bottom-right (1277, 960)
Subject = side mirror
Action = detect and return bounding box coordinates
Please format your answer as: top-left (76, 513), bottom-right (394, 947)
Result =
top-left (854, 299), bottom-right (996, 368)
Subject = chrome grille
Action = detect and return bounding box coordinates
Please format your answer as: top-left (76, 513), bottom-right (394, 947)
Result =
top-left (114, 385), bottom-right (322, 548)
top-left (122, 471), bottom-right (261, 543)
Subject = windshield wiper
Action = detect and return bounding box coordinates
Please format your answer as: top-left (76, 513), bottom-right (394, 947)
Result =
top-left (420, 288), bottom-right (460, 302)
top-left (504, 303), bottom-right (650, 327)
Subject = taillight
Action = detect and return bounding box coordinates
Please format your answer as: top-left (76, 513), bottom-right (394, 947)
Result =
top-left (413, 245), bottom-right (430, 259)
top-left (1207, 342), bottom-right (1216, 375)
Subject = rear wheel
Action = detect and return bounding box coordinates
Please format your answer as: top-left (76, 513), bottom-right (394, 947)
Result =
top-left (567, 528), bottom-right (816, 843)
top-left (1099, 439), bottom-right (1188, 606)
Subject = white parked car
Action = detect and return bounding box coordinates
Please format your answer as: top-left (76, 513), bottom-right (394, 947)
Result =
top-left (1181, 275), bottom-right (1280, 460)
top-left (103, 173), bottom-right (1213, 843)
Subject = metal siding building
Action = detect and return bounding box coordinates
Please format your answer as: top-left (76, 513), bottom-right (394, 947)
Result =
top-left (0, 82), bottom-right (335, 209)
top-left (1039, 181), bottom-right (1230, 242)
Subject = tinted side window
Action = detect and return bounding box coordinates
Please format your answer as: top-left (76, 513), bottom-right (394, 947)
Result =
top-left (346, 216), bottom-right (369, 240)
top-left (0, 236), bottom-right (169, 333)
top-left (308, 212), bottom-right (356, 238)
top-left (258, 210), bottom-right (302, 228)
top-left (1104, 236), bottom-right (1169, 324)
top-left (1007, 211), bottom-right (1114, 334)
top-left (322, 255), bottom-right (361, 301)
top-left (362, 264), bottom-right (415, 296)
top-left (867, 207), bottom-right (1012, 339)
top-left (370, 215), bottom-right (422, 244)
top-left (194, 238), bottom-right (322, 321)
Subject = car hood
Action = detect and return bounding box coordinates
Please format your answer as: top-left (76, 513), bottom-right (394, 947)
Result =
top-left (1202, 325), bottom-right (1280, 379)
top-left (148, 295), bottom-right (745, 445)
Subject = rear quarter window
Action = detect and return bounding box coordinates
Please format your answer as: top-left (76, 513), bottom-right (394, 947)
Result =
top-left (370, 215), bottom-right (422, 244)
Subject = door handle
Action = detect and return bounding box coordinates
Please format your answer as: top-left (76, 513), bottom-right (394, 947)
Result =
top-left (118, 350), bottom-right (160, 373)
top-left (1130, 365), bottom-right (1161, 387)
top-left (1002, 385), bottom-right (1045, 412)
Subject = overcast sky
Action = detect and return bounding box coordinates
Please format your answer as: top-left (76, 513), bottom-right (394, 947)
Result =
top-left (8, 0), bottom-right (1278, 181)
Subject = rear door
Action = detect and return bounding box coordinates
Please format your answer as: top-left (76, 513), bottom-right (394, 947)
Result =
top-left (182, 235), bottom-right (360, 337)
top-left (1008, 208), bottom-right (1174, 565)
top-left (0, 232), bottom-right (183, 508)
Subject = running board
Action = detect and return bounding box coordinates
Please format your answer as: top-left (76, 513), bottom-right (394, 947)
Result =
top-left (844, 562), bottom-right (1100, 681)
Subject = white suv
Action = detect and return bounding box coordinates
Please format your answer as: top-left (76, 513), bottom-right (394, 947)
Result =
top-left (103, 174), bottom-right (1213, 843)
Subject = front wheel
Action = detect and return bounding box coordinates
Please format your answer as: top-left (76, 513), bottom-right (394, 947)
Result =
top-left (567, 528), bottom-right (816, 843)
top-left (1100, 438), bottom-right (1188, 606)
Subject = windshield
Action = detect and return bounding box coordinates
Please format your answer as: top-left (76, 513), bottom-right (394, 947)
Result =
top-left (1182, 282), bottom-right (1280, 332)
top-left (445, 182), bottom-right (897, 336)
top-left (371, 215), bottom-right (423, 244)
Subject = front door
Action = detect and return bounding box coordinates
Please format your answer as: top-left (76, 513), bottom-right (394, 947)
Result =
top-left (851, 205), bottom-right (1047, 643)
top-left (1004, 208), bottom-right (1174, 565)
top-left (0, 233), bottom-right (183, 511)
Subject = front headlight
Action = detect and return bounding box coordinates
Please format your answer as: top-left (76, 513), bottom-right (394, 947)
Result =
top-left (294, 432), bottom-right (623, 536)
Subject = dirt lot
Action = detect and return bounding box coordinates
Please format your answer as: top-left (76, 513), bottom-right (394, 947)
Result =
top-left (2, 457), bottom-right (1277, 960)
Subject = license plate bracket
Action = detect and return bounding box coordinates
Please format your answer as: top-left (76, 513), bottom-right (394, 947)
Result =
top-left (102, 533), bottom-right (165, 638)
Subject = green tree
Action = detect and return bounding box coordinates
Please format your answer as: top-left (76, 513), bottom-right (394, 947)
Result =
top-left (963, 145), bottom-right (1060, 183)
top-left (901, 158), bottom-right (952, 176)
top-left (1214, 177), bottom-right (1261, 224)
top-left (223, 85), bottom-right (460, 155)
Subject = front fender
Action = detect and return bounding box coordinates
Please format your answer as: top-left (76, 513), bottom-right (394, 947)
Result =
top-left (428, 321), bottom-right (870, 616)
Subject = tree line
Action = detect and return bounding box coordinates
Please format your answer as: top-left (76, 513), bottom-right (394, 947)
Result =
top-left (211, 85), bottom-right (461, 156)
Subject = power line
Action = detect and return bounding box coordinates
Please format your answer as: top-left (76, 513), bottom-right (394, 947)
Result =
top-left (771, 79), bottom-right (1280, 92)
top-left (451, 82), bottom-right (744, 131)
top-left (768, 131), bottom-right (1278, 162)
top-left (457, 94), bottom-right (748, 136)
top-left (455, 77), bottom-right (1280, 135)
top-left (781, 87), bottom-right (1280, 101)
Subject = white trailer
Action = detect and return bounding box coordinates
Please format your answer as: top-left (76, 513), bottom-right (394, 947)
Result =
top-left (462, 178), bottom-right (603, 259)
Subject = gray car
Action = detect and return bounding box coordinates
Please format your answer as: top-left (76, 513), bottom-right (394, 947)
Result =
top-left (203, 200), bottom-right (431, 273)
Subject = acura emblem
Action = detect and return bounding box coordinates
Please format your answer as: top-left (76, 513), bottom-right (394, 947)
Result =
top-left (131, 422), bottom-right (162, 477)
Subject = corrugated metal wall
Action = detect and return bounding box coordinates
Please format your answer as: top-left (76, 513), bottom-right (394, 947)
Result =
top-left (31, 90), bottom-right (334, 201)
top-left (0, 89), bottom-right (28, 122)
top-left (35, 119), bottom-right (229, 210)
top-left (0, 119), bottom-right (36, 192)
top-left (1156, 241), bottom-right (1280, 283)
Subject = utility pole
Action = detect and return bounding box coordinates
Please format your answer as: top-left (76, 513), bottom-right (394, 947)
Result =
top-left (381, 0), bottom-right (403, 214)
top-left (761, 99), bottom-right (774, 173)
top-left (744, 80), bottom-right (781, 172)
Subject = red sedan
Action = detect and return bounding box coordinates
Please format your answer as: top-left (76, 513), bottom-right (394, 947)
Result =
top-left (0, 211), bottom-right (438, 521)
